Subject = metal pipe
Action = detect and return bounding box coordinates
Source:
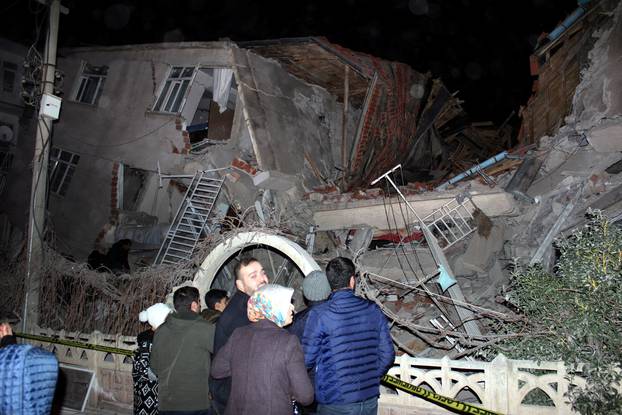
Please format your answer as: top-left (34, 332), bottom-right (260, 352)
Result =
top-left (435, 151), bottom-right (509, 191)
top-left (547, 4), bottom-right (588, 41)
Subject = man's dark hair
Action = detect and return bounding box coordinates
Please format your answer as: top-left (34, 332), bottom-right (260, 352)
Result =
top-left (173, 286), bottom-right (200, 312)
top-left (325, 257), bottom-right (355, 290)
top-left (205, 289), bottom-right (228, 310)
top-left (233, 256), bottom-right (259, 280)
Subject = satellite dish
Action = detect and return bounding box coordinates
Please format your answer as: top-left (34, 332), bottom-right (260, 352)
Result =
top-left (0, 125), bottom-right (13, 143)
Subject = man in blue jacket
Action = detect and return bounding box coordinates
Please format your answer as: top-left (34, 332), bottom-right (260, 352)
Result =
top-left (302, 256), bottom-right (395, 415)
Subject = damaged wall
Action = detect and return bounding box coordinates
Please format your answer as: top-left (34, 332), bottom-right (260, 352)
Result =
top-left (573, 0), bottom-right (622, 151)
top-left (47, 42), bottom-right (236, 257)
top-left (0, 39), bottom-right (35, 250)
top-left (232, 46), bottom-right (357, 191)
top-left (517, 1), bottom-right (612, 145)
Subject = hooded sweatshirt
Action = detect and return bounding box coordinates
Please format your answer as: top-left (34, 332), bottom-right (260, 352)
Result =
top-left (151, 310), bottom-right (215, 411)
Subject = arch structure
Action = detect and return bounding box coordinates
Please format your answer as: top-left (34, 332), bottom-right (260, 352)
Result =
top-left (191, 231), bottom-right (321, 307)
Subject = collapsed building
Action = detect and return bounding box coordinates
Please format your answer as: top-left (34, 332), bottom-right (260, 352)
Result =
top-left (1, 0), bottom-right (621, 413)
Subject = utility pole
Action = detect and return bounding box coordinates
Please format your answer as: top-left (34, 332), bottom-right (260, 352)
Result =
top-left (23, 0), bottom-right (67, 332)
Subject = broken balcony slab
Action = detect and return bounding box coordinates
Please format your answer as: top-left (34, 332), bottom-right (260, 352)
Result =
top-left (587, 120), bottom-right (622, 153)
top-left (527, 147), bottom-right (622, 198)
top-left (312, 187), bottom-right (518, 231)
top-left (252, 170), bottom-right (297, 191)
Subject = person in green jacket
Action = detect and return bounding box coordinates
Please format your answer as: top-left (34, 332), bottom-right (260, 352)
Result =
top-left (151, 286), bottom-right (215, 415)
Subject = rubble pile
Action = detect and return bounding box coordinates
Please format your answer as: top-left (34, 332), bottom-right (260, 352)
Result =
top-left (301, 0), bottom-right (622, 357)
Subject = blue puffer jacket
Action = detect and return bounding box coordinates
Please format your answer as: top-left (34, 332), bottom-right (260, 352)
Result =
top-left (0, 344), bottom-right (59, 415)
top-left (302, 289), bottom-right (395, 405)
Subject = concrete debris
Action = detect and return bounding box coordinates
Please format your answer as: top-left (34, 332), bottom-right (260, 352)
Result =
top-left (587, 119), bottom-right (622, 152)
top-left (454, 223), bottom-right (504, 275)
top-left (252, 170), bottom-right (297, 191)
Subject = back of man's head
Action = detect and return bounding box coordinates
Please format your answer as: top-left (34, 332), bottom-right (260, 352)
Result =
top-left (173, 286), bottom-right (200, 313)
top-left (325, 257), bottom-right (355, 291)
top-left (205, 289), bottom-right (228, 310)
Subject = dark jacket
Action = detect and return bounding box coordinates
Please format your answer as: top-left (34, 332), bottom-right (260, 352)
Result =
top-left (0, 335), bottom-right (16, 348)
top-left (212, 319), bottom-right (314, 415)
top-left (302, 289), bottom-right (395, 405)
top-left (211, 290), bottom-right (250, 405)
top-left (201, 308), bottom-right (221, 324)
top-left (151, 311), bottom-right (215, 412)
top-left (288, 300), bottom-right (325, 341)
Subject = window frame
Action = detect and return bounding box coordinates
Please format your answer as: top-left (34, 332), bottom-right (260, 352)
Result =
top-left (0, 150), bottom-right (14, 173)
top-left (152, 66), bottom-right (196, 114)
top-left (49, 148), bottom-right (80, 196)
top-left (72, 62), bottom-right (108, 105)
top-left (2, 61), bottom-right (17, 94)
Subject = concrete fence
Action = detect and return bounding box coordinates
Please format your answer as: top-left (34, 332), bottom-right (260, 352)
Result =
top-left (28, 327), bottom-right (137, 412)
top-left (380, 353), bottom-right (586, 414)
top-left (26, 328), bottom-right (589, 414)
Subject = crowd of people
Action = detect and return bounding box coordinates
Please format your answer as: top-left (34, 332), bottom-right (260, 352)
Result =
top-left (133, 256), bottom-right (395, 415)
top-left (0, 254), bottom-right (394, 414)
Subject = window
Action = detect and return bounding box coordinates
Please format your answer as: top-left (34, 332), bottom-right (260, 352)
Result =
top-left (121, 164), bottom-right (148, 211)
top-left (0, 150), bottom-right (13, 173)
top-left (153, 66), bottom-right (195, 113)
top-left (49, 148), bottom-right (80, 196)
top-left (187, 68), bottom-right (237, 148)
top-left (2, 62), bottom-right (17, 94)
top-left (74, 63), bottom-right (108, 105)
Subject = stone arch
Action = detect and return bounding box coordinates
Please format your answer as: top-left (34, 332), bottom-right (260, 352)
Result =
top-left (192, 231), bottom-right (321, 307)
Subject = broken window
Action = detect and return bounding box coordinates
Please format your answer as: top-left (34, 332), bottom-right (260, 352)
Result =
top-left (187, 68), bottom-right (237, 147)
top-left (73, 63), bottom-right (108, 105)
top-left (153, 66), bottom-right (195, 113)
top-left (0, 150), bottom-right (13, 172)
top-left (2, 62), bottom-right (17, 94)
top-left (49, 148), bottom-right (80, 196)
top-left (121, 165), bottom-right (147, 211)
top-left (0, 149), bottom-right (13, 197)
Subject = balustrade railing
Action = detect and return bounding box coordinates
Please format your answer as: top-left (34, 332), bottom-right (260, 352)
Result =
top-left (22, 328), bottom-right (606, 414)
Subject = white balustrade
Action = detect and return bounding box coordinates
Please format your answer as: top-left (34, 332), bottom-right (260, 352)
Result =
top-left (23, 328), bottom-right (610, 415)
top-left (380, 353), bottom-right (588, 414)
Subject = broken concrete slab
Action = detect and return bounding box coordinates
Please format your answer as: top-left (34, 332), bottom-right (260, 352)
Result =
top-left (358, 248), bottom-right (437, 282)
top-left (527, 147), bottom-right (622, 197)
top-left (587, 119), bottom-right (622, 152)
top-left (347, 227), bottom-right (374, 255)
top-left (252, 170), bottom-right (297, 191)
top-left (504, 155), bottom-right (542, 201)
top-left (313, 188), bottom-right (518, 231)
top-left (457, 224), bottom-right (505, 274)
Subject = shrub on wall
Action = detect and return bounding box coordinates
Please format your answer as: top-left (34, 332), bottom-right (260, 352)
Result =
top-left (485, 211), bottom-right (622, 414)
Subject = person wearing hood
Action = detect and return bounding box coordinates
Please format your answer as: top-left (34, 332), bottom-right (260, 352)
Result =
top-left (211, 284), bottom-right (314, 415)
top-left (133, 302), bottom-right (172, 415)
top-left (288, 270), bottom-right (332, 341)
top-left (151, 287), bottom-right (216, 415)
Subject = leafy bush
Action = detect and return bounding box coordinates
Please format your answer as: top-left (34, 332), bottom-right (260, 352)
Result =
top-left (487, 211), bottom-right (622, 414)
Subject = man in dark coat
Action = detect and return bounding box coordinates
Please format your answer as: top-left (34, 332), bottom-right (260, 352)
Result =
top-left (105, 239), bottom-right (132, 274)
top-left (151, 286), bottom-right (215, 415)
top-left (302, 257), bottom-right (395, 415)
top-left (210, 257), bottom-right (269, 413)
top-left (201, 289), bottom-right (229, 324)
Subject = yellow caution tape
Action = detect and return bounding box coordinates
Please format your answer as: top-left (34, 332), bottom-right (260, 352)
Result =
top-left (15, 332), bottom-right (134, 356)
top-left (381, 374), bottom-right (502, 415)
top-left (16, 332), bottom-right (500, 414)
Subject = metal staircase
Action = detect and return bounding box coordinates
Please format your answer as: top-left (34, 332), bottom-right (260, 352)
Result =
top-left (154, 172), bottom-right (224, 265)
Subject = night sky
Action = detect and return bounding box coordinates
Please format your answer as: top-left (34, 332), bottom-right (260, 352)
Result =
top-left (3, 0), bottom-right (578, 127)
